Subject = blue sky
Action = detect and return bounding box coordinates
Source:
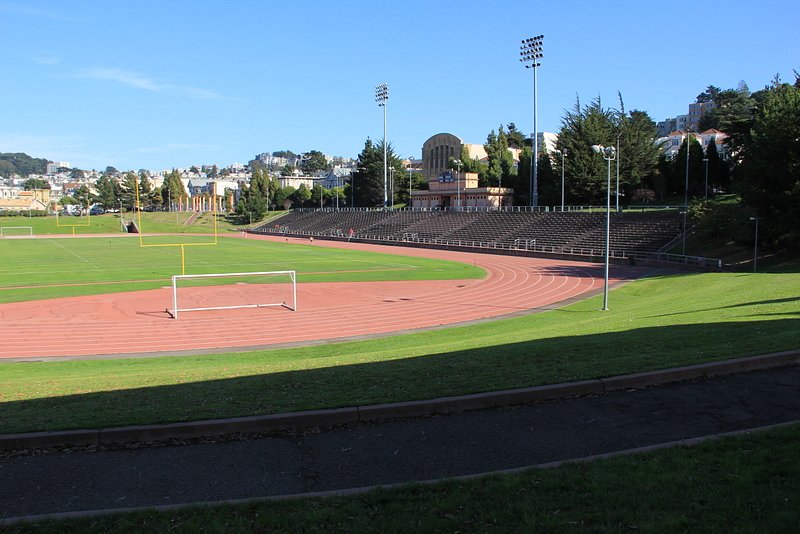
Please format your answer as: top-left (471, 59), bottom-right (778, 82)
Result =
top-left (1, 0), bottom-right (797, 172)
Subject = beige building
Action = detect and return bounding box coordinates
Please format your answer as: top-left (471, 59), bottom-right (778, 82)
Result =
top-left (416, 133), bottom-right (514, 209)
top-left (410, 170), bottom-right (512, 210)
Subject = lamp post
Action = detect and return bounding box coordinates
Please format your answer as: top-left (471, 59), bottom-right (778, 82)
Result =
top-left (592, 144), bottom-right (616, 311)
top-left (616, 133), bottom-right (622, 212)
top-left (703, 157), bottom-right (709, 202)
top-left (520, 35), bottom-right (544, 208)
top-left (453, 159), bottom-right (462, 210)
top-left (555, 149), bottom-right (567, 211)
top-left (682, 129), bottom-right (692, 255)
top-left (408, 158), bottom-right (413, 209)
top-left (389, 167), bottom-right (395, 209)
top-left (750, 216), bottom-right (759, 273)
top-left (375, 83), bottom-right (389, 210)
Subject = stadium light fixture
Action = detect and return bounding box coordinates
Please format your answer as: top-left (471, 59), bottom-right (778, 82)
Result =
top-left (592, 144), bottom-right (616, 311)
top-left (375, 83), bottom-right (389, 210)
top-left (520, 34), bottom-right (544, 208)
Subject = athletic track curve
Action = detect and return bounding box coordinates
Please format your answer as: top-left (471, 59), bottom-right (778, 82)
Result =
top-left (0, 235), bottom-right (655, 360)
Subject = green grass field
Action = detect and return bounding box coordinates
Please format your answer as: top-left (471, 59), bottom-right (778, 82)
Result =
top-left (0, 235), bottom-right (484, 303)
top-left (0, 211), bottom-right (280, 236)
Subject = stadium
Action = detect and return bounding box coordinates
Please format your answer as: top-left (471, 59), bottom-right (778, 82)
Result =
top-left (1, 205), bottom-right (799, 529)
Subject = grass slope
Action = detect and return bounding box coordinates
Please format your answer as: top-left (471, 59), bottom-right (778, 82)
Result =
top-left (1, 270), bottom-right (798, 434)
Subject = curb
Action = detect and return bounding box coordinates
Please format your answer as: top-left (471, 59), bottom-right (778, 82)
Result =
top-left (2, 349), bottom-right (799, 451)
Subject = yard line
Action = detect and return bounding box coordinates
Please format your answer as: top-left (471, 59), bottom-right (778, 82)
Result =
top-left (46, 239), bottom-right (101, 270)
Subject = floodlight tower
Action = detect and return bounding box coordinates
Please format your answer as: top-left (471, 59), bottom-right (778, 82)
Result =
top-left (592, 144), bottom-right (616, 311)
top-left (375, 83), bottom-right (389, 210)
top-left (520, 35), bottom-right (544, 208)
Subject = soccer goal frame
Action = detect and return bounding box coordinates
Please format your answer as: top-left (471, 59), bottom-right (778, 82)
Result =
top-left (169, 270), bottom-right (296, 319)
top-left (0, 226), bottom-right (33, 238)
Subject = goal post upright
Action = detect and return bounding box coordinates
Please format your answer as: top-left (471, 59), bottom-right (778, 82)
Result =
top-left (169, 270), bottom-right (297, 319)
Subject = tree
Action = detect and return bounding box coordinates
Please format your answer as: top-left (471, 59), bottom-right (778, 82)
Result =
top-left (139, 173), bottom-right (153, 207)
top-left (353, 138), bottom-right (403, 207)
top-left (120, 172), bottom-right (139, 210)
top-left (733, 80), bottom-right (800, 245)
top-left (23, 178), bottom-right (50, 190)
top-left (161, 169), bottom-right (188, 208)
top-left (616, 106), bottom-right (661, 198)
top-left (670, 135), bottom-right (706, 198)
top-left (73, 184), bottom-right (94, 207)
top-left (0, 153), bottom-right (48, 177)
top-left (300, 151), bottom-right (329, 174)
top-left (95, 175), bottom-right (121, 210)
top-left (311, 184), bottom-right (329, 207)
top-left (697, 84), bottom-right (756, 151)
top-left (105, 166), bottom-right (119, 176)
top-left (557, 97), bottom-right (616, 204)
top-left (484, 126), bottom-right (516, 189)
top-left (704, 139), bottom-right (729, 194)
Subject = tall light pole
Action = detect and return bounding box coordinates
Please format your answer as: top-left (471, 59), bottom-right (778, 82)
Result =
top-left (453, 159), bottom-right (462, 210)
top-left (750, 216), bottom-right (759, 273)
top-left (682, 129), bottom-right (692, 255)
top-left (555, 149), bottom-right (567, 210)
top-left (520, 35), bottom-right (544, 208)
top-left (375, 83), bottom-right (389, 210)
top-left (616, 133), bottom-right (622, 212)
top-left (592, 144), bottom-right (616, 311)
top-left (408, 159), bottom-right (413, 208)
top-left (389, 167), bottom-right (395, 209)
top-left (703, 157), bottom-right (709, 202)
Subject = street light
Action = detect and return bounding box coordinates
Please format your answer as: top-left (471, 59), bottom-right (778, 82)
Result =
top-left (520, 35), bottom-right (544, 208)
top-left (703, 157), bottom-right (709, 202)
top-left (616, 133), bottom-right (622, 212)
top-left (554, 149), bottom-right (567, 211)
top-left (375, 83), bottom-right (389, 210)
top-left (592, 144), bottom-right (616, 311)
top-left (750, 216), bottom-right (759, 273)
top-left (682, 129), bottom-right (692, 255)
top-left (452, 159), bottom-right (462, 210)
top-left (408, 158), bottom-right (413, 209)
top-left (389, 167), bottom-right (395, 209)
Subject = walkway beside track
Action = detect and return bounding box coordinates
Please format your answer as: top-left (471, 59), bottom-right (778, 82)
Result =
top-left (2, 365), bottom-right (799, 522)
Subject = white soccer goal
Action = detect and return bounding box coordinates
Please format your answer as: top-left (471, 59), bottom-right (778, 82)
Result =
top-left (169, 270), bottom-right (297, 319)
top-left (0, 226), bottom-right (34, 238)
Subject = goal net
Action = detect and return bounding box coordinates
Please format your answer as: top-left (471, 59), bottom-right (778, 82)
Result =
top-left (169, 270), bottom-right (296, 319)
top-left (0, 226), bottom-right (34, 238)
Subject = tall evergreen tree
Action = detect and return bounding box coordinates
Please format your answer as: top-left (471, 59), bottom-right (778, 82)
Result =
top-left (733, 80), bottom-right (800, 244)
top-left (557, 97), bottom-right (616, 204)
top-left (353, 139), bottom-right (403, 207)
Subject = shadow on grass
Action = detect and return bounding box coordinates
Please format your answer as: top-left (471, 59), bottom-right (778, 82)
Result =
top-left (2, 318), bottom-right (799, 434)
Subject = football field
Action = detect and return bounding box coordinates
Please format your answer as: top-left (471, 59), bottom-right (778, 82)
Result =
top-left (0, 235), bottom-right (485, 304)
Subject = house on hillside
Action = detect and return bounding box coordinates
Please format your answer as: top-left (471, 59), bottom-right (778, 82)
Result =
top-left (0, 197), bottom-right (48, 212)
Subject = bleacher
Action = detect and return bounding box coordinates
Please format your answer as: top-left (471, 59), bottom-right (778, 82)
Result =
top-left (251, 208), bottom-right (682, 258)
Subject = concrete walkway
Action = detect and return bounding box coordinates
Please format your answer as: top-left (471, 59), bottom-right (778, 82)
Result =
top-left (2, 365), bottom-right (799, 522)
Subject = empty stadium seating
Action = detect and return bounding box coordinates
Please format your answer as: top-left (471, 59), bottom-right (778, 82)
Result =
top-left (251, 208), bottom-right (682, 258)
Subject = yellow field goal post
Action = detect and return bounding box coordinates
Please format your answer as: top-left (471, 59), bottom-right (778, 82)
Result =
top-left (134, 178), bottom-right (219, 275)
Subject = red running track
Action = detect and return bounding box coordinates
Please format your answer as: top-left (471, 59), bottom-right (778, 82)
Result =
top-left (0, 235), bottom-right (654, 360)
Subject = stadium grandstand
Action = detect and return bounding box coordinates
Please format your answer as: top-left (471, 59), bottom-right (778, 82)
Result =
top-left (249, 208), bottom-right (719, 269)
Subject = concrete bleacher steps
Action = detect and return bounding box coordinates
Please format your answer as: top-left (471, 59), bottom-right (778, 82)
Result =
top-left (251, 209), bottom-right (681, 258)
